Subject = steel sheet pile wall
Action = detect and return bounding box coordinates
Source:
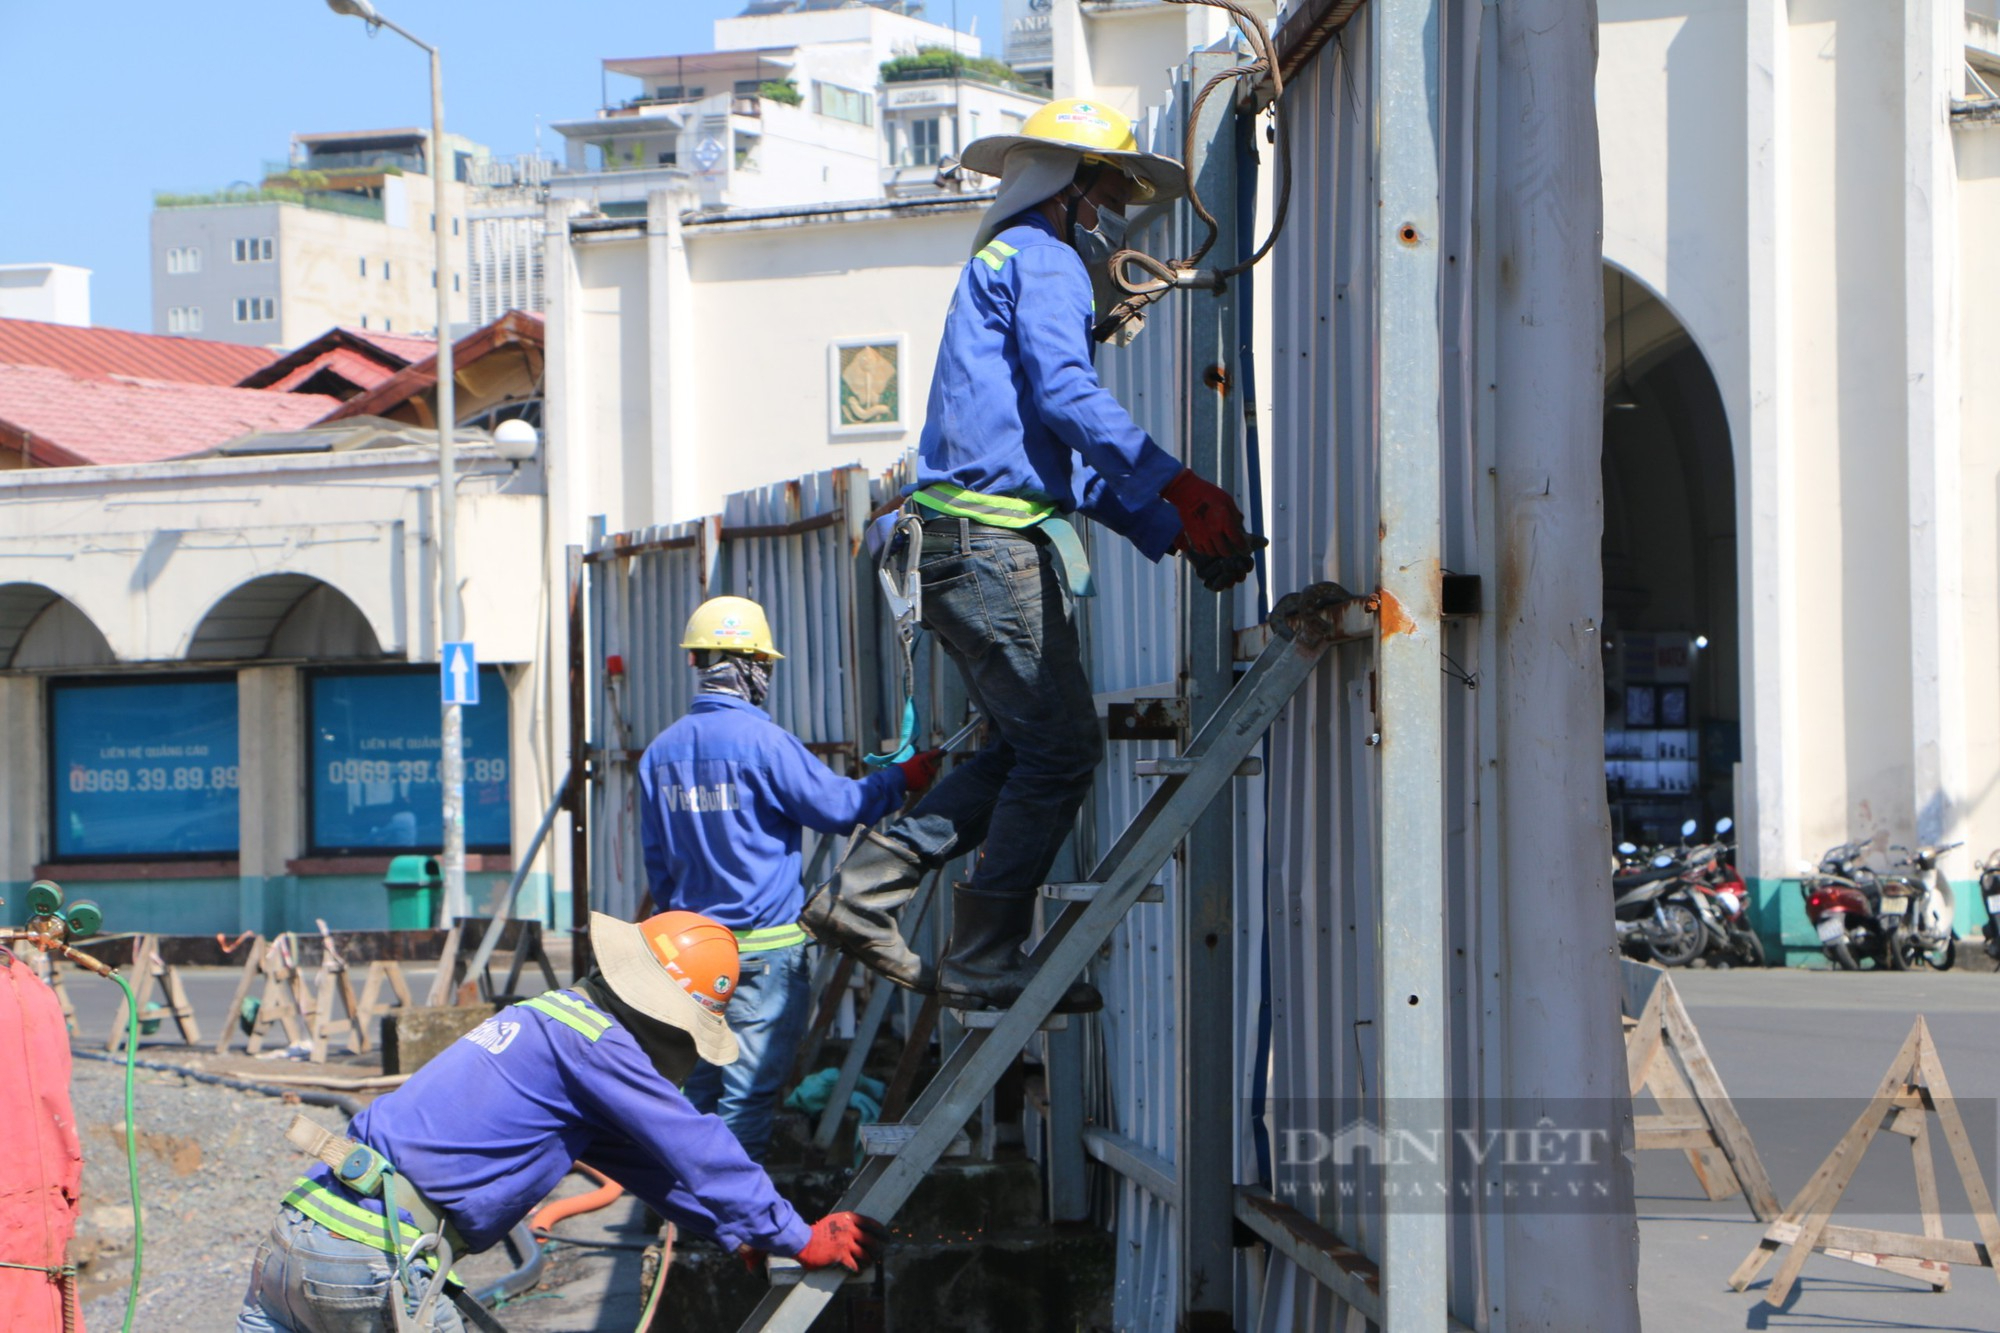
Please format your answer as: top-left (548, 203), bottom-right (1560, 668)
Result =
top-left (1079, 87), bottom-right (1199, 1331)
top-left (1074, 1), bottom-right (1631, 1326)
top-left (584, 466), bottom-right (888, 921)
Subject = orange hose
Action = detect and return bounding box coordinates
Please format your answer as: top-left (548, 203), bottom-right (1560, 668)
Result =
top-left (530, 1163), bottom-right (624, 1232)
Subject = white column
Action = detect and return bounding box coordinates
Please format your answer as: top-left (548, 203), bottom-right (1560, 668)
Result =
top-left (0, 676), bottom-right (45, 885)
top-left (1905, 0), bottom-right (1965, 846)
top-left (646, 188), bottom-right (700, 525)
top-left (1738, 0), bottom-right (1799, 888)
top-left (236, 666), bottom-right (301, 935)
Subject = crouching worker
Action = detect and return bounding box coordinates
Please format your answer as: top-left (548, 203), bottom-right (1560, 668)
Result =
top-left (235, 910), bottom-right (887, 1332)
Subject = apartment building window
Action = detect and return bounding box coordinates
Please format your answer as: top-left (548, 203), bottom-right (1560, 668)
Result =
top-left (908, 118), bottom-right (942, 167)
top-left (655, 84), bottom-right (703, 101)
top-left (166, 306), bottom-right (204, 333)
top-left (361, 315), bottom-right (369, 329)
top-left (358, 257), bottom-right (368, 277)
top-left (453, 273), bottom-right (460, 293)
top-left (233, 237), bottom-right (274, 263)
top-left (165, 246), bottom-right (202, 275)
top-left (382, 260), bottom-right (392, 281)
top-left (452, 217), bottom-right (459, 237)
top-left (816, 82), bottom-right (873, 126)
top-left (234, 296), bottom-right (275, 323)
top-left (384, 318), bottom-right (391, 331)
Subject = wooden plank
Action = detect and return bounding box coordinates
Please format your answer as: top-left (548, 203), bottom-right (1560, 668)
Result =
top-left (215, 938), bottom-right (266, 1053)
top-left (1913, 1019), bottom-right (2000, 1288)
top-left (1910, 1116), bottom-right (1951, 1291)
top-left (1660, 981), bottom-right (1781, 1221)
top-left (1640, 1034), bottom-right (1739, 1202)
top-left (1624, 983), bottom-right (1665, 1097)
top-left (1764, 1220), bottom-right (1985, 1267)
top-left (1636, 1129), bottom-right (1721, 1151)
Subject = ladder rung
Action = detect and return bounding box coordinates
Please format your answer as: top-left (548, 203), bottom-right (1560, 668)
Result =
top-left (956, 1007), bottom-right (1069, 1031)
top-left (1042, 881), bottom-right (1164, 903)
top-left (1132, 756), bottom-right (1263, 778)
top-left (858, 1122), bottom-right (972, 1158)
top-left (767, 1257), bottom-right (876, 1287)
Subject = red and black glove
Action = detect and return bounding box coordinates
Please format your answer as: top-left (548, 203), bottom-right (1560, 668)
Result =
top-left (1178, 542), bottom-right (1260, 592)
top-left (794, 1212), bottom-right (889, 1272)
top-left (896, 749), bottom-right (945, 795)
top-left (1161, 468), bottom-right (1253, 558)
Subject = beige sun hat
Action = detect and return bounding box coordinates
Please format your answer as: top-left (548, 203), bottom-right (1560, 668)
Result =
top-left (960, 97), bottom-right (1187, 207)
top-left (591, 909), bottom-right (739, 1066)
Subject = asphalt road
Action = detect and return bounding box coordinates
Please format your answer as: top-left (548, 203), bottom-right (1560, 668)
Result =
top-left (57, 959), bottom-right (2000, 1329)
top-left (1639, 967), bottom-right (2000, 1331)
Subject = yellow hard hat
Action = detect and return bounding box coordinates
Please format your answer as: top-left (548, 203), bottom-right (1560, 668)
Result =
top-left (959, 98), bottom-right (1186, 205)
top-left (681, 596), bottom-right (782, 659)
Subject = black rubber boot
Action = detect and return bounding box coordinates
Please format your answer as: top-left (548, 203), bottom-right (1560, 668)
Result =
top-left (937, 884), bottom-right (1101, 1013)
top-left (799, 832), bottom-right (934, 991)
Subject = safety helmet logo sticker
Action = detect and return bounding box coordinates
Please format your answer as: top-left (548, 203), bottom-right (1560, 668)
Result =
top-left (714, 976), bottom-right (732, 995)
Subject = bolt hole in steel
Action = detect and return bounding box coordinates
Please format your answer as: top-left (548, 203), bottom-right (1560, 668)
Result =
top-left (1407, 994), bottom-right (1420, 1005)
top-left (1398, 223), bottom-right (1420, 245)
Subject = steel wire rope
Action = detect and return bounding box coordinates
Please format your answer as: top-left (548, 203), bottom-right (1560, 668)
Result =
top-left (1099, 0), bottom-right (1294, 334)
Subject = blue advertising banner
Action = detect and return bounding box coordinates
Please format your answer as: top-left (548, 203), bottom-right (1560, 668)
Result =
top-left (310, 669), bottom-right (510, 852)
top-left (50, 678), bottom-right (240, 859)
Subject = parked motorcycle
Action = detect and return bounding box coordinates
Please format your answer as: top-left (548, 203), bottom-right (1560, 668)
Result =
top-left (1613, 820), bottom-right (1705, 966)
top-left (1879, 842), bottom-right (1961, 970)
top-left (1800, 838), bottom-right (1892, 970)
top-left (1977, 850), bottom-right (2000, 962)
top-left (1678, 818), bottom-right (1765, 967)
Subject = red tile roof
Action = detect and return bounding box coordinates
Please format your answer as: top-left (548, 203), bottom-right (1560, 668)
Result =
top-left (323, 311), bottom-right (544, 424)
top-left (344, 328), bottom-right (438, 363)
top-left (0, 317), bottom-right (277, 387)
top-left (261, 346), bottom-right (405, 395)
top-left (0, 363), bottom-right (339, 467)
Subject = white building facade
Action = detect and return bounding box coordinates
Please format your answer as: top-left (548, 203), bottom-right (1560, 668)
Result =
top-left (0, 265), bottom-right (90, 327)
top-left (151, 130), bottom-right (475, 348)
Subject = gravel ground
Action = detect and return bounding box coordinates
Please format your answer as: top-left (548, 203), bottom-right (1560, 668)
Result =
top-left (66, 1055), bottom-right (521, 1330)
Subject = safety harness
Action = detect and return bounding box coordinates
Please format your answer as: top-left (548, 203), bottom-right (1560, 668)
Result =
top-left (283, 1114), bottom-right (509, 1332)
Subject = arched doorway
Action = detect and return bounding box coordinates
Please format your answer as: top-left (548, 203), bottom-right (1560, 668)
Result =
top-left (1601, 267), bottom-right (1739, 845)
top-left (186, 575), bottom-right (385, 661)
top-left (0, 583), bottom-right (114, 669)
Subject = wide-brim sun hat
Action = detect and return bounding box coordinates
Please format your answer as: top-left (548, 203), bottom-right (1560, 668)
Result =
top-left (960, 97), bottom-right (1187, 207)
top-left (592, 910), bottom-right (740, 1066)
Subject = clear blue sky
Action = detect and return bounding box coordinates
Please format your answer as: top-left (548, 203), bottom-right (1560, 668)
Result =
top-left (0, 0), bottom-right (1004, 336)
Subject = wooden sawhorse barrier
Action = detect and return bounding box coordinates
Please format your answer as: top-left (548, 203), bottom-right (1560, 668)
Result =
top-left (107, 934), bottom-right (201, 1051)
top-left (1730, 1015), bottom-right (2000, 1302)
top-left (1621, 960), bottom-right (1780, 1219)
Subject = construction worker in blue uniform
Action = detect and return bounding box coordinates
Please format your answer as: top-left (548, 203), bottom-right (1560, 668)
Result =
top-left (637, 595), bottom-right (941, 1160)
top-left (803, 98), bottom-right (1259, 1014)
top-left (237, 909), bottom-right (887, 1332)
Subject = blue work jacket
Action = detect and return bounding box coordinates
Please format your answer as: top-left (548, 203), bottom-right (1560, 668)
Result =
top-left (637, 693), bottom-right (906, 928)
top-left (914, 211), bottom-right (1185, 559)
top-left (316, 990), bottom-right (811, 1256)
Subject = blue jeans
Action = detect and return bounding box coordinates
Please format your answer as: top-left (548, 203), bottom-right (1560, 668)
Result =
top-left (682, 939), bottom-right (812, 1161)
top-left (236, 1207), bottom-right (464, 1332)
top-left (886, 526), bottom-right (1102, 896)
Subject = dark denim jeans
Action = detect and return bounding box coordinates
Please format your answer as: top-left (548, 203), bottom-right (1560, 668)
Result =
top-left (884, 526), bottom-right (1102, 897)
top-left (682, 939), bottom-right (812, 1162)
top-left (236, 1207), bottom-right (463, 1332)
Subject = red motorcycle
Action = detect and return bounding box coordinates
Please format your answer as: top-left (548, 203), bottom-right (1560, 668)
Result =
top-left (1680, 819), bottom-right (1764, 967)
top-left (1801, 838), bottom-right (1891, 970)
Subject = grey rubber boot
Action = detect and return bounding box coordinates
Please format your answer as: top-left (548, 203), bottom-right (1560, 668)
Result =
top-left (937, 884), bottom-right (1102, 1013)
top-left (799, 831), bottom-right (934, 991)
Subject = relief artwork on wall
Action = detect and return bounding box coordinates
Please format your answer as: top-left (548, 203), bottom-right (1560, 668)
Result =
top-left (830, 335), bottom-right (904, 435)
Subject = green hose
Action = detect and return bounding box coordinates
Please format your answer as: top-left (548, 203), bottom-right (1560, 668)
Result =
top-left (108, 969), bottom-right (142, 1333)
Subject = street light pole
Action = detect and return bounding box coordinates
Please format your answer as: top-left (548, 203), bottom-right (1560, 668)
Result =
top-left (324, 0), bottom-right (466, 922)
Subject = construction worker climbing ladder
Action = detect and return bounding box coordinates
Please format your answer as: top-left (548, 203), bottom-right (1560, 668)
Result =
top-left (802, 98), bottom-right (1261, 1014)
top-left (234, 911), bottom-right (886, 1331)
top-left (636, 596), bottom-right (941, 1161)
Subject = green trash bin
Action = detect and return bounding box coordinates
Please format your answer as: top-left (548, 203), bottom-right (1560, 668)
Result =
top-left (385, 854), bottom-right (442, 930)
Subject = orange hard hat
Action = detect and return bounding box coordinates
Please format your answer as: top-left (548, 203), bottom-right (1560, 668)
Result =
top-left (643, 910), bottom-right (740, 1019)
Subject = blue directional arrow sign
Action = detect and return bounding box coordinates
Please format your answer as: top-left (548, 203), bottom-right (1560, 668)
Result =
top-left (441, 642), bottom-right (480, 705)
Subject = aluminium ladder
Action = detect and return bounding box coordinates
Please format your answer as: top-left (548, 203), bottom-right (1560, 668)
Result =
top-left (739, 582), bottom-right (1376, 1333)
